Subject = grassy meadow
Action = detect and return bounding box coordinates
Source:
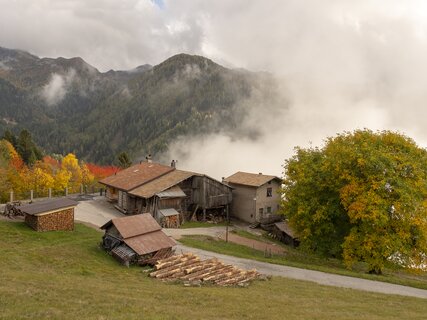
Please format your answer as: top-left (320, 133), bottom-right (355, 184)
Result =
top-left (0, 221), bottom-right (426, 320)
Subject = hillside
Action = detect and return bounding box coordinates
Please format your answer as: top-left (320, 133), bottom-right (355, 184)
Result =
top-left (0, 47), bottom-right (278, 163)
top-left (0, 220), bottom-right (426, 319)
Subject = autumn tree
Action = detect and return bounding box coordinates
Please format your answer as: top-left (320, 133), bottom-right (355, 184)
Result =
top-left (281, 130), bottom-right (427, 274)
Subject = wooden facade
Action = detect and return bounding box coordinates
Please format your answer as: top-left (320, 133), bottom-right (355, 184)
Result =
top-left (100, 163), bottom-right (232, 227)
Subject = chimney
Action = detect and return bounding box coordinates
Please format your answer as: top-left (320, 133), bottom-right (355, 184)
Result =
top-left (171, 160), bottom-right (176, 168)
top-left (258, 172), bottom-right (262, 175)
top-left (146, 154), bottom-right (152, 163)
top-left (222, 177), bottom-right (225, 183)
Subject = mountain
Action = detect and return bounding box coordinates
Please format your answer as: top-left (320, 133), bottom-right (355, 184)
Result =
top-left (0, 47), bottom-right (277, 164)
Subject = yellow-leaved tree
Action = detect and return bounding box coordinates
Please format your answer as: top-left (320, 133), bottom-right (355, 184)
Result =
top-left (281, 130), bottom-right (427, 274)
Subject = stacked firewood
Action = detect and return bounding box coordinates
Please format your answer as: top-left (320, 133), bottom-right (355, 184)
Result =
top-left (139, 247), bottom-right (175, 266)
top-left (3, 202), bottom-right (23, 218)
top-left (149, 253), bottom-right (261, 287)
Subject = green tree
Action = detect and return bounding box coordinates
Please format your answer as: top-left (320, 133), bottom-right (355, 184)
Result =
top-left (16, 129), bottom-right (42, 166)
top-left (281, 129), bottom-right (427, 274)
top-left (1, 129), bottom-right (17, 147)
top-left (117, 152), bottom-right (132, 168)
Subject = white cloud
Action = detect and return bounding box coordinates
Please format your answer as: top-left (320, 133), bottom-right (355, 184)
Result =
top-left (41, 69), bottom-right (76, 106)
top-left (2, 1), bottom-right (427, 176)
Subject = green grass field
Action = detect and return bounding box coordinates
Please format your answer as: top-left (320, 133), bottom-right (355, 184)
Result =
top-left (180, 234), bottom-right (427, 291)
top-left (1, 221), bottom-right (426, 320)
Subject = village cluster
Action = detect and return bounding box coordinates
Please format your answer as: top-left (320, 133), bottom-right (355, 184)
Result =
top-left (8, 160), bottom-right (297, 286)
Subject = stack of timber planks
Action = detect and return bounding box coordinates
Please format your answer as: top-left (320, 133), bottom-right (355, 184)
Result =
top-left (149, 253), bottom-right (261, 287)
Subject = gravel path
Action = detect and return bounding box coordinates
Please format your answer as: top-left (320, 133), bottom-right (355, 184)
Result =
top-left (74, 196), bottom-right (124, 226)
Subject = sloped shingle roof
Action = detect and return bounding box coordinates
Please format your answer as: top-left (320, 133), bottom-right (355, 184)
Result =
top-left (128, 169), bottom-right (198, 198)
top-left (224, 171), bottom-right (281, 187)
top-left (99, 162), bottom-right (174, 191)
top-left (124, 231), bottom-right (176, 255)
top-left (19, 198), bottom-right (78, 216)
top-left (101, 213), bottom-right (161, 238)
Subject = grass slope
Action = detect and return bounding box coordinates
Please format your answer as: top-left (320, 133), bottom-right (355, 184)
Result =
top-left (0, 221), bottom-right (426, 320)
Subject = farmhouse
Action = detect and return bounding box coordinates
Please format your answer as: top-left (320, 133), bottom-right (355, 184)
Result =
top-left (224, 171), bottom-right (281, 223)
top-left (99, 162), bottom-right (232, 227)
top-left (19, 198), bottom-right (78, 232)
top-left (101, 213), bottom-right (176, 266)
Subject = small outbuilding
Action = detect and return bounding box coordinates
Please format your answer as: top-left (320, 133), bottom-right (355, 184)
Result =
top-left (101, 213), bottom-right (176, 266)
top-left (272, 221), bottom-right (299, 247)
top-left (19, 198), bottom-right (78, 232)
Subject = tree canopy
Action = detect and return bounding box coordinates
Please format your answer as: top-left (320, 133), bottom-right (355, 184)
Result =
top-left (0, 139), bottom-right (119, 202)
top-left (281, 129), bottom-right (427, 273)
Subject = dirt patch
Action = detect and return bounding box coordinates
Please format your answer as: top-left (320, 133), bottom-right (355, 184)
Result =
top-left (219, 233), bottom-right (286, 255)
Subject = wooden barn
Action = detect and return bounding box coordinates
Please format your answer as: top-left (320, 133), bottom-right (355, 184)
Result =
top-left (19, 198), bottom-right (78, 232)
top-left (100, 162), bottom-right (232, 227)
top-left (101, 213), bottom-right (176, 266)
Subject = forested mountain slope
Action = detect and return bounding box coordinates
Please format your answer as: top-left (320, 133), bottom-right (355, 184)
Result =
top-left (0, 47), bottom-right (277, 163)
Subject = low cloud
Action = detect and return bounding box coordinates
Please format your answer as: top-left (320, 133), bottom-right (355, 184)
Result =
top-left (41, 69), bottom-right (76, 106)
top-left (2, 1), bottom-right (427, 178)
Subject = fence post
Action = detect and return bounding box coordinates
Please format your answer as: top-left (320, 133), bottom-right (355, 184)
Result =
top-left (30, 190), bottom-right (33, 201)
top-left (10, 191), bottom-right (13, 203)
top-left (48, 188), bottom-right (52, 198)
top-left (65, 187), bottom-right (68, 197)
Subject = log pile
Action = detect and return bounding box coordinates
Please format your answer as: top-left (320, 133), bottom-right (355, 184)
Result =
top-left (149, 253), bottom-right (261, 287)
top-left (139, 247), bottom-right (175, 266)
top-left (3, 202), bottom-right (23, 218)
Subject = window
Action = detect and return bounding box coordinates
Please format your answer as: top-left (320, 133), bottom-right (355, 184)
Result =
top-left (259, 208), bottom-right (264, 215)
top-left (267, 187), bottom-right (272, 197)
top-left (267, 207), bottom-right (271, 213)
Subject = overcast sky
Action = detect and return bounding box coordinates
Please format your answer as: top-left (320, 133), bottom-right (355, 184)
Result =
top-left (2, 0), bottom-right (427, 177)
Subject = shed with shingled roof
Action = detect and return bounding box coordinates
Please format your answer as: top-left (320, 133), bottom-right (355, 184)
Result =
top-left (101, 213), bottom-right (176, 266)
top-left (19, 198), bottom-right (78, 232)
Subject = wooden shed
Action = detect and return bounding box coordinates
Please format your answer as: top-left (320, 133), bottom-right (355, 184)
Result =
top-left (19, 198), bottom-right (78, 232)
top-left (272, 221), bottom-right (299, 247)
top-left (101, 213), bottom-right (176, 266)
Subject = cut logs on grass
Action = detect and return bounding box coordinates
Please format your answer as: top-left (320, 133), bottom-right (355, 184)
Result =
top-left (149, 253), bottom-right (263, 287)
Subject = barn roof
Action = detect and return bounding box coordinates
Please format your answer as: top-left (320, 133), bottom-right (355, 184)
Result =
top-left (124, 231), bottom-right (176, 255)
top-left (128, 169), bottom-right (198, 198)
top-left (274, 221), bottom-right (297, 238)
top-left (19, 198), bottom-right (78, 216)
top-left (101, 213), bottom-right (176, 256)
top-left (99, 162), bottom-right (174, 191)
top-left (101, 213), bottom-right (161, 238)
top-left (224, 171), bottom-right (281, 187)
